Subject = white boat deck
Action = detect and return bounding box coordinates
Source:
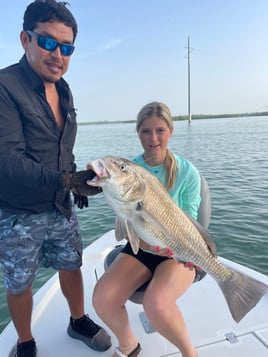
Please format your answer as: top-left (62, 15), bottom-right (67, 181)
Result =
top-left (0, 230), bottom-right (267, 357)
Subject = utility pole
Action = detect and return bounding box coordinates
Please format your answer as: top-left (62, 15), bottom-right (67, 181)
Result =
top-left (187, 36), bottom-right (191, 123)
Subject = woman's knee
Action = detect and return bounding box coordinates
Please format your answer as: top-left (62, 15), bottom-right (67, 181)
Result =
top-left (92, 283), bottom-right (111, 313)
top-left (143, 291), bottom-right (166, 318)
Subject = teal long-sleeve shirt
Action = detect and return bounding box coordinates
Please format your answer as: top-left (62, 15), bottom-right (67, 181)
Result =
top-left (133, 153), bottom-right (201, 220)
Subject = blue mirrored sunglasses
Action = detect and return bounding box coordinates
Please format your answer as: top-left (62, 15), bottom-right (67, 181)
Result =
top-left (26, 30), bottom-right (75, 56)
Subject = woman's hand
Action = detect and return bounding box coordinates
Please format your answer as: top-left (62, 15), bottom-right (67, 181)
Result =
top-left (150, 245), bottom-right (174, 258)
top-left (139, 240), bottom-right (174, 258)
top-left (138, 240), bottom-right (201, 269)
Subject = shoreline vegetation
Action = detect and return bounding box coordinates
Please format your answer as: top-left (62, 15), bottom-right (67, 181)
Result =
top-left (78, 111), bottom-right (268, 126)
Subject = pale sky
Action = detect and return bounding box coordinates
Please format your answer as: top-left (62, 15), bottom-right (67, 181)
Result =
top-left (0, 0), bottom-right (268, 122)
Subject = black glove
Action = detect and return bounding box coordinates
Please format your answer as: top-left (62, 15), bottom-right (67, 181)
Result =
top-left (73, 193), bottom-right (88, 209)
top-left (62, 169), bottom-right (102, 196)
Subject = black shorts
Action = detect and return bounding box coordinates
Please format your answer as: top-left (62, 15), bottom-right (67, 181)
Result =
top-left (121, 242), bottom-right (206, 283)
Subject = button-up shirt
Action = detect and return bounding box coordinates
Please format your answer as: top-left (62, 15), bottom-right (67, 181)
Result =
top-left (0, 55), bottom-right (77, 220)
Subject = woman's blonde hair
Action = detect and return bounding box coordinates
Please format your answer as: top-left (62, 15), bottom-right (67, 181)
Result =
top-left (136, 101), bottom-right (178, 191)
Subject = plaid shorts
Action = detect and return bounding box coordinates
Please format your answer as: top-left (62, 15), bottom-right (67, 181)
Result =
top-left (0, 208), bottom-right (82, 294)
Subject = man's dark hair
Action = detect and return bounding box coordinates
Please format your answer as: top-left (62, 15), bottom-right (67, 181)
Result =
top-left (23, 0), bottom-right (78, 41)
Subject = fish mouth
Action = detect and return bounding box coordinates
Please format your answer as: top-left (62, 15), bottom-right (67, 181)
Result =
top-left (86, 159), bottom-right (110, 187)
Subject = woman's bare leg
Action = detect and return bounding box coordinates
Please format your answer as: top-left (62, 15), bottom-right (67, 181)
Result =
top-left (93, 253), bottom-right (151, 356)
top-left (143, 260), bottom-right (197, 357)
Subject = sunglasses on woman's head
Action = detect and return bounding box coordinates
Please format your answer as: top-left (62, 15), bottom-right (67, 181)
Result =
top-left (26, 30), bottom-right (75, 57)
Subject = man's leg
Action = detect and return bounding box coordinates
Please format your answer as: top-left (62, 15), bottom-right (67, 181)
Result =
top-left (7, 284), bottom-right (34, 343)
top-left (59, 268), bottom-right (84, 318)
top-left (59, 268), bottom-right (112, 352)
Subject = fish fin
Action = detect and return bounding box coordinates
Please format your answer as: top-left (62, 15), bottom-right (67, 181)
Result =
top-left (125, 221), bottom-right (140, 254)
top-left (185, 213), bottom-right (217, 256)
top-left (219, 268), bottom-right (268, 322)
top-left (114, 217), bottom-right (140, 254)
top-left (114, 217), bottom-right (127, 241)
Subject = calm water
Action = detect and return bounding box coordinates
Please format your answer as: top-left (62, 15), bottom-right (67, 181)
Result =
top-left (0, 116), bottom-right (267, 333)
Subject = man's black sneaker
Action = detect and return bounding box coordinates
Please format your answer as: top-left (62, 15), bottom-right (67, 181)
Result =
top-left (15, 339), bottom-right (37, 357)
top-left (67, 315), bottom-right (112, 352)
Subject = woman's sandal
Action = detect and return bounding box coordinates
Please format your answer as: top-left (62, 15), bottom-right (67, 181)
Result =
top-left (114, 342), bottom-right (141, 357)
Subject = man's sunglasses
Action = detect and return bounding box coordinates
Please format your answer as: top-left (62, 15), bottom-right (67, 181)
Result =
top-left (26, 30), bottom-right (75, 57)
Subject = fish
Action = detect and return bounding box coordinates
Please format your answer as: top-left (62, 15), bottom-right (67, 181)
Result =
top-left (85, 156), bottom-right (268, 323)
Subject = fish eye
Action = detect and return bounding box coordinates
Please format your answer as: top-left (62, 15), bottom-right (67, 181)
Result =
top-left (119, 164), bottom-right (126, 171)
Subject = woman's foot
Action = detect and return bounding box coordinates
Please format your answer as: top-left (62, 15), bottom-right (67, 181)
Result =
top-left (113, 342), bottom-right (141, 357)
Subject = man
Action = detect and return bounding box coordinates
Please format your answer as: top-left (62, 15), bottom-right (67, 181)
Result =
top-left (0, 1), bottom-right (111, 356)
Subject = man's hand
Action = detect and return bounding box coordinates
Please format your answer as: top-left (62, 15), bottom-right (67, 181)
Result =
top-left (62, 169), bottom-right (102, 196)
top-left (73, 193), bottom-right (88, 209)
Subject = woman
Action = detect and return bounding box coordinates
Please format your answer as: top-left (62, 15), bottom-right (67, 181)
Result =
top-left (93, 101), bottom-right (202, 357)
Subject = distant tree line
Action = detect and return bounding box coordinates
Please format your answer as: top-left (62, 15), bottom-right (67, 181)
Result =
top-left (173, 111), bottom-right (268, 121)
top-left (78, 111), bottom-right (268, 125)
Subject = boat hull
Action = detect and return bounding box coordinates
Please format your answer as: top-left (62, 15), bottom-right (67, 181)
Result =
top-left (0, 230), bottom-right (267, 357)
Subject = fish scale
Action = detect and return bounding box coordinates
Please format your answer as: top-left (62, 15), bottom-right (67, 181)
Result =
top-left (144, 181), bottom-right (235, 280)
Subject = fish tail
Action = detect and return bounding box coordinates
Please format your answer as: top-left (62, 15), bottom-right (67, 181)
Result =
top-left (219, 270), bottom-right (268, 323)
